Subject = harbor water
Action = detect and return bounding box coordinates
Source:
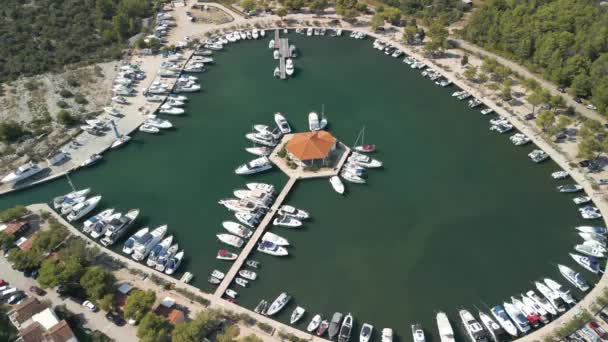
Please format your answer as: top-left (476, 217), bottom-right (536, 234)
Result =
top-left (0, 33), bottom-right (589, 341)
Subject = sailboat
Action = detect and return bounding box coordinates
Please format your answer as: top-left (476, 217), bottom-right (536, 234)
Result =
top-left (354, 126), bottom-right (376, 153)
top-left (109, 120), bottom-right (131, 149)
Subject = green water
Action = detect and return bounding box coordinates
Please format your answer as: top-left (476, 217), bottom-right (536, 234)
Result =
top-left (0, 33), bottom-right (595, 341)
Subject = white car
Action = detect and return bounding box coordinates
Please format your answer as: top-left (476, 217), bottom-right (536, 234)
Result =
top-left (587, 104), bottom-right (598, 110)
top-left (82, 300), bottom-right (98, 312)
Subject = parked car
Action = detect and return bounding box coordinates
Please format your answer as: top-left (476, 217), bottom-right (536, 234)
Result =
top-left (82, 300), bottom-right (98, 312)
top-left (599, 311), bottom-right (608, 325)
top-left (579, 159), bottom-right (591, 167)
top-left (6, 292), bottom-right (26, 305)
top-left (587, 104), bottom-right (598, 110)
top-left (105, 312), bottom-right (125, 326)
top-left (0, 279), bottom-right (7, 287)
top-left (588, 321), bottom-right (608, 340)
top-left (29, 286), bottom-right (46, 296)
top-left (524, 113), bottom-right (536, 120)
top-left (580, 326), bottom-right (602, 342)
top-left (24, 268), bottom-right (38, 278)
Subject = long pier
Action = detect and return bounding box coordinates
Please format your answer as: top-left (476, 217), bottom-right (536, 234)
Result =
top-left (275, 29), bottom-right (289, 80)
top-left (214, 177), bottom-right (297, 297)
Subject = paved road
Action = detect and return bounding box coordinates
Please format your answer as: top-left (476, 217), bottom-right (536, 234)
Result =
top-left (0, 257), bottom-right (138, 342)
top-left (453, 39), bottom-right (604, 122)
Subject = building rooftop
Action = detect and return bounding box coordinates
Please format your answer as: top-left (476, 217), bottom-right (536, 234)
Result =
top-left (9, 298), bottom-right (47, 325)
top-left (31, 308), bottom-right (60, 330)
top-left (0, 220), bottom-right (29, 236)
top-left (286, 131), bottom-right (337, 161)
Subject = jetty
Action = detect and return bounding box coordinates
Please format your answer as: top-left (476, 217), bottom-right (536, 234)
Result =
top-left (214, 177), bottom-right (297, 297)
top-left (275, 29), bottom-right (289, 80)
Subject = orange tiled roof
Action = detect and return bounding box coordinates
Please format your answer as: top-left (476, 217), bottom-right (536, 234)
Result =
top-left (286, 131), bottom-right (336, 161)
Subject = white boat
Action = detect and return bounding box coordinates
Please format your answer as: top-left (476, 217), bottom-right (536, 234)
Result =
top-left (103, 107), bottom-right (122, 116)
top-left (273, 215), bottom-right (302, 228)
top-left (233, 189), bottom-right (273, 205)
top-left (570, 253), bottom-right (600, 273)
top-left (164, 250), bottom-right (184, 275)
top-left (509, 133), bottom-right (530, 146)
top-left (262, 232), bottom-right (289, 246)
top-left (381, 328), bottom-right (393, 342)
top-left (83, 208), bottom-right (114, 233)
top-left (521, 295), bottom-right (549, 324)
top-left (146, 235), bottom-right (173, 267)
top-left (80, 154), bottom-right (102, 167)
top-left (581, 207), bottom-right (602, 219)
top-left (269, 39), bottom-right (275, 49)
top-left (238, 269), bottom-right (257, 280)
top-left (273, 50), bottom-right (280, 59)
top-left (348, 153), bottom-right (382, 168)
top-left (411, 323), bottom-right (425, 342)
top-left (257, 240), bottom-right (288, 256)
top-left (360, 323), bottom-right (373, 342)
top-left (528, 149), bottom-right (548, 163)
top-left (110, 135), bottom-right (131, 149)
top-left (235, 278), bottom-right (248, 287)
top-left (168, 94), bottom-right (187, 102)
top-left (576, 226), bottom-right (606, 235)
top-left (145, 116), bottom-right (172, 129)
top-left (278, 205), bottom-right (309, 219)
top-left (235, 157), bottom-right (272, 175)
top-left (574, 196), bottom-right (592, 205)
top-left (90, 212), bottom-right (119, 238)
top-left (558, 184), bottom-right (583, 193)
top-left (211, 270), bottom-right (225, 280)
top-left (575, 243), bottom-right (605, 258)
top-left (111, 96), bottom-right (128, 104)
top-left (481, 108), bottom-right (494, 115)
top-left (159, 106), bottom-right (185, 115)
top-left (217, 233), bottom-right (244, 248)
top-left (526, 289), bottom-right (557, 316)
top-left (544, 278), bottom-right (576, 305)
top-left (338, 313), bottom-right (353, 342)
top-left (235, 212), bottom-right (260, 228)
top-left (558, 264), bottom-right (589, 291)
top-left (245, 147), bottom-right (271, 156)
top-left (155, 242), bottom-right (179, 272)
top-left (222, 221), bottom-right (253, 238)
top-left (100, 208), bottom-right (140, 247)
top-left (266, 292), bottom-right (291, 316)
top-left (330, 176), bottom-right (345, 194)
top-left (286, 58), bottom-right (294, 76)
top-left (511, 296), bottom-right (540, 328)
top-left (217, 249), bottom-right (237, 260)
top-left (309, 112), bottom-right (320, 131)
top-left (551, 170), bottom-right (569, 179)
top-left (132, 225), bottom-right (167, 261)
top-left (436, 312), bottom-right (455, 342)
top-left (534, 282), bottom-right (565, 312)
top-left (328, 313), bottom-right (343, 339)
top-left (60, 196), bottom-right (86, 215)
top-left (460, 309), bottom-right (490, 342)
top-left (580, 231), bottom-right (606, 243)
top-left (67, 196), bottom-right (102, 222)
top-left (219, 198), bottom-right (266, 213)
top-left (1, 162), bottom-right (44, 184)
top-left (307, 315), bottom-right (322, 332)
top-left (122, 227), bottom-right (149, 255)
top-left (245, 132), bottom-right (277, 147)
top-left (225, 289), bottom-right (238, 298)
top-left (490, 305), bottom-right (518, 337)
top-left (341, 170), bottom-right (366, 184)
top-left (139, 124), bottom-right (160, 134)
top-left (274, 67), bottom-right (280, 78)
top-left (53, 188), bottom-right (91, 209)
top-left (146, 95), bottom-right (165, 102)
top-left (290, 306), bottom-right (306, 324)
top-left (247, 182), bottom-right (275, 193)
top-left (503, 302), bottom-right (530, 334)
top-left (478, 311), bottom-right (507, 342)
top-left (274, 112), bottom-right (291, 134)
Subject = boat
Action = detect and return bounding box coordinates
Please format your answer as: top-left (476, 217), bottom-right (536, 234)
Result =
top-left (576, 226), bottom-right (606, 235)
top-left (225, 289), bottom-right (238, 298)
top-left (245, 132), bottom-right (276, 147)
top-left (526, 289), bottom-right (559, 316)
top-left (111, 96), bottom-right (128, 104)
top-left (1, 162), bottom-right (44, 184)
top-left (380, 328), bottom-right (393, 342)
top-left (80, 154), bottom-right (102, 167)
top-left (570, 253), bottom-right (601, 273)
top-left (247, 182), bottom-right (275, 193)
top-left (309, 112), bottom-right (320, 131)
top-left (436, 312), bottom-right (455, 342)
top-left (278, 205), bottom-right (309, 220)
top-left (254, 300), bottom-right (267, 314)
top-left (233, 189), bottom-right (273, 205)
top-left (155, 243), bottom-right (179, 272)
top-left (235, 212), bottom-right (260, 228)
top-left (338, 313), bottom-right (353, 342)
top-left (164, 250), bottom-right (183, 275)
top-left (460, 309), bottom-right (491, 342)
top-left (328, 312), bottom-right (343, 339)
top-left (285, 58), bottom-right (294, 76)
top-left (220, 198), bottom-right (266, 214)
top-left (481, 108), bottom-right (494, 115)
top-left (208, 276), bottom-right (221, 285)
top-left (158, 105), bottom-right (185, 115)
top-left (274, 112), bottom-right (291, 134)
top-left (211, 270), bottom-right (225, 280)
top-left (580, 206), bottom-right (602, 219)
top-left (273, 50), bottom-right (280, 59)
top-left (509, 133), bottom-right (530, 146)
top-left (110, 135), bottom-right (131, 149)
top-left (83, 208), bottom-right (114, 233)
top-left (59, 197), bottom-right (86, 215)
top-left (257, 240), bottom-right (288, 256)
top-left (307, 315), bottom-right (322, 332)
top-left (520, 295), bottom-right (550, 324)
top-left (290, 306), bottom-right (306, 324)
top-left (217, 249), bottom-right (238, 260)
top-left (544, 278), bottom-right (576, 305)
top-left (122, 227), bottom-right (149, 255)
top-left (575, 243), bottom-right (605, 258)
top-left (341, 170), bottom-right (366, 184)
top-left (574, 196), bottom-right (592, 205)
top-left (246, 260), bottom-right (260, 268)
top-left (349, 152), bottom-right (383, 168)
top-left (139, 124), bottom-right (159, 134)
top-left (146, 235), bottom-right (173, 267)
top-left (144, 116), bottom-right (172, 129)
top-left (478, 311), bottom-right (508, 342)
top-left (558, 184), bottom-right (583, 193)
top-left (268, 39), bottom-right (275, 49)
top-left (262, 232), bottom-right (289, 246)
top-left (273, 67), bottom-right (280, 78)
top-left (53, 188), bottom-right (91, 209)
top-left (67, 196), bottom-right (102, 222)
top-left (510, 297), bottom-right (540, 328)
top-left (528, 149), bottom-right (549, 163)
top-left (490, 305), bottom-right (519, 337)
top-left (411, 323), bottom-right (425, 342)
top-left (180, 271), bottom-right (193, 283)
top-left (222, 221), bottom-right (253, 239)
top-left (534, 282), bottom-right (565, 313)
top-left (318, 320), bottom-right (330, 336)
top-left (355, 144), bottom-right (375, 153)
top-left (266, 292), bottom-right (291, 316)
top-left (235, 277), bottom-right (248, 287)
top-left (503, 302), bottom-right (530, 334)
top-left (579, 232), bottom-right (606, 243)
top-left (132, 225), bottom-right (167, 261)
top-left (330, 176), bottom-right (345, 194)
top-left (558, 264), bottom-right (589, 291)
top-left (235, 156), bottom-right (272, 175)
top-left (360, 323), bottom-right (373, 342)
top-left (245, 147), bottom-right (271, 156)
top-left (551, 170), bottom-right (569, 179)
top-left (238, 269), bottom-right (257, 280)
top-left (100, 208), bottom-right (140, 247)
top-left (273, 215), bottom-right (302, 228)
top-left (217, 233), bottom-right (244, 248)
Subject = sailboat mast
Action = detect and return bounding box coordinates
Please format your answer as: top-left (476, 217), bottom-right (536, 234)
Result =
top-left (65, 172), bottom-right (76, 192)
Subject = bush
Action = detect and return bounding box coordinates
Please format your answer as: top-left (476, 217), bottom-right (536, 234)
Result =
top-left (59, 89), bottom-right (73, 98)
top-left (24, 81), bottom-right (40, 91)
top-left (56, 100), bottom-right (69, 108)
top-left (257, 322), bottom-right (274, 334)
top-left (57, 110), bottom-right (78, 126)
top-left (74, 94), bottom-right (88, 105)
top-left (174, 287), bottom-right (210, 306)
top-left (66, 77), bottom-right (80, 88)
top-left (0, 205), bottom-right (28, 222)
top-left (0, 121), bottom-right (28, 143)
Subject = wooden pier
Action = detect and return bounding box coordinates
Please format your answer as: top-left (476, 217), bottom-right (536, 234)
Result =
top-left (214, 177), bottom-right (297, 297)
top-left (274, 29), bottom-right (290, 80)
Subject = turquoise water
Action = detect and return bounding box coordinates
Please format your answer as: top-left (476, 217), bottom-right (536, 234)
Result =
top-left (0, 33), bottom-right (595, 341)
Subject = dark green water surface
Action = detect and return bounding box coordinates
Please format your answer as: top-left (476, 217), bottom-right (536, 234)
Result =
top-left (0, 33), bottom-right (593, 341)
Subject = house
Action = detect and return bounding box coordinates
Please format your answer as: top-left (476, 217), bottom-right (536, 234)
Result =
top-left (8, 298), bottom-right (78, 342)
top-left (285, 131), bottom-right (337, 167)
top-left (154, 297), bottom-right (185, 325)
top-left (0, 220), bottom-right (30, 236)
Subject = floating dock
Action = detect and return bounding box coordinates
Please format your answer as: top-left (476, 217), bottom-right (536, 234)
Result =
top-left (214, 177), bottom-right (297, 297)
top-left (275, 29), bottom-right (289, 80)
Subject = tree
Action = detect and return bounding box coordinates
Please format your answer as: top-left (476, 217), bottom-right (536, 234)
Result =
top-left (0, 232), bottom-right (16, 250)
top-left (98, 294), bottom-right (114, 312)
top-left (526, 92), bottom-right (545, 114)
top-left (79, 266), bottom-right (115, 300)
top-left (0, 121), bottom-right (27, 143)
top-left (501, 79), bottom-right (512, 101)
top-left (137, 312), bottom-right (171, 342)
top-left (425, 20), bottom-right (448, 56)
top-left (217, 325), bottom-right (240, 342)
top-left (241, 0), bottom-right (255, 11)
top-left (461, 54), bottom-right (469, 66)
top-left (335, 0), bottom-right (357, 15)
top-left (0, 205), bottom-right (28, 222)
top-left (402, 25), bottom-right (418, 45)
top-left (36, 260), bottom-right (62, 288)
top-left (571, 73), bottom-right (593, 98)
top-left (309, 0), bottom-right (328, 14)
top-left (592, 80), bottom-right (608, 116)
top-left (172, 321), bottom-right (204, 342)
top-left (239, 335), bottom-right (263, 342)
top-left (550, 95), bottom-right (567, 110)
top-left (57, 110), bottom-right (78, 126)
top-left (382, 7), bottom-right (401, 25)
top-left (124, 290), bottom-right (156, 322)
top-left (275, 7), bottom-right (288, 17)
top-left (463, 66), bottom-right (477, 81)
top-left (554, 115), bottom-right (573, 134)
top-left (370, 13), bottom-right (384, 31)
top-left (535, 110), bottom-right (556, 132)
top-left (8, 249), bottom-right (43, 271)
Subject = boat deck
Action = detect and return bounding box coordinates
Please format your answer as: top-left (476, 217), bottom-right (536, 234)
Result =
top-left (214, 177), bottom-right (297, 297)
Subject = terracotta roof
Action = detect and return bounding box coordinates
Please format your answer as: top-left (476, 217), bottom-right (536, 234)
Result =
top-left (18, 322), bottom-right (45, 342)
top-left (154, 305), bottom-right (185, 325)
top-left (286, 131), bottom-right (337, 161)
top-left (18, 233), bottom-right (37, 251)
top-left (10, 298), bottom-right (46, 324)
top-left (44, 320), bottom-right (76, 342)
top-left (0, 220), bottom-right (29, 235)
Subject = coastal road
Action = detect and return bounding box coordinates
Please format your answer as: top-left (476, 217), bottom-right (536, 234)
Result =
top-left (0, 256), bottom-right (138, 342)
top-left (452, 39), bottom-right (604, 122)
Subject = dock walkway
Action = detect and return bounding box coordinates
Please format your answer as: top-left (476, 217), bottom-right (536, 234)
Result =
top-left (214, 177), bottom-right (297, 297)
top-left (274, 29), bottom-right (289, 80)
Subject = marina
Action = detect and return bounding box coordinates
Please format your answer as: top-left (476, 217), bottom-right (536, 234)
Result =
top-left (0, 29), bottom-right (604, 341)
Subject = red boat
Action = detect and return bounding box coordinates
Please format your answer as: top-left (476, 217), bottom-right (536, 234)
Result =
top-left (354, 144), bottom-right (376, 153)
top-left (217, 249), bottom-right (238, 260)
top-left (317, 320), bottom-right (329, 336)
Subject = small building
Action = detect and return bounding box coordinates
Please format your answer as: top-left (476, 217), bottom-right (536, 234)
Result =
top-left (16, 233), bottom-right (37, 251)
top-left (285, 131), bottom-right (337, 167)
top-left (0, 220), bottom-right (30, 236)
top-left (8, 298), bottom-right (77, 342)
top-left (9, 298), bottom-right (47, 330)
top-left (154, 297), bottom-right (185, 325)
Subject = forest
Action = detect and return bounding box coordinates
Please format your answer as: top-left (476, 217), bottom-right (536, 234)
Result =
top-left (374, 0), bottom-right (467, 24)
top-left (462, 0), bottom-right (608, 115)
top-left (0, 0), bottom-right (155, 84)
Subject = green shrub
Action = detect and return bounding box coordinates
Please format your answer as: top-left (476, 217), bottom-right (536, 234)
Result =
top-left (66, 77), bottom-right (80, 87)
top-left (57, 110), bottom-right (78, 126)
top-left (74, 94), bottom-right (88, 105)
top-left (0, 121), bottom-right (28, 143)
top-left (56, 100), bottom-right (69, 108)
top-left (59, 89), bottom-right (73, 98)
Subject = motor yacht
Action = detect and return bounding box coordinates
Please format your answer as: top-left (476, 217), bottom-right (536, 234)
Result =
top-left (217, 233), bottom-right (244, 248)
top-left (235, 212), bottom-right (260, 228)
top-left (217, 249), bottom-right (237, 260)
top-left (328, 313), bottom-right (343, 339)
top-left (360, 323), bottom-right (373, 342)
top-left (558, 184), bottom-right (583, 193)
top-left (164, 250), bottom-right (184, 275)
top-left (132, 225), bottom-right (168, 261)
top-left (235, 157), bottom-right (272, 175)
top-left (262, 232), bottom-right (289, 246)
top-left (238, 269), bottom-right (257, 280)
top-left (503, 302), bottom-right (530, 334)
top-left (478, 311), bottom-right (509, 342)
top-left (570, 253), bottom-right (601, 273)
top-left (274, 112), bottom-right (291, 134)
top-left (436, 312), bottom-right (455, 342)
top-left (330, 176), bottom-right (345, 194)
top-left (83, 208), bottom-right (114, 233)
top-left (53, 188), bottom-right (91, 209)
top-left (544, 278), bottom-right (576, 305)
top-left (273, 215), bottom-right (302, 228)
top-left (266, 292), bottom-right (291, 316)
top-left (534, 282), bottom-right (566, 312)
top-left (146, 235), bottom-right (173, 267)
top-left (245, 147), bottom-right (271, 156)
top-left (80, 154), bottom-right (102, 168)
top-left (110, 135), bottom-right (131, 149)
top-left (222, 221), bottom-right (253, 238)
top-left (257, 240), bottom-right (288, 256)
top-left (574, 196), bottom-right (592, 205)
top-left (67, 196), bottom-right (102, 222)
top-left (490, 305), bottom-right (519, 337)
top-left (307, 314), bottom-right (322, 332)
top-left (286, 58), bottom-right (294, 76)
top-left (460, 309), bottom-right (491, 341)
top-left (1, 162), bottom-right (44, 184)
top-left (290, 306), bottom-right (306, 324)
top-left (245, 132), bottom-right (277, 147)
top-left (122, 227), bottom-right (149, 255)
top-left (411, 323), bottom-right (426, 342)
top-left (100, 209), bottom-right (140, 247)
top-left (558, 264), bottom-right (589, 291)
top-left (155, 243), bottom-right (179, 272)
top-left (278, 205), bottom-right (309, 220)
top-left (575, 243), bottom-right (605, 258)
top-left (510, 297), bottom-right (540, 328)
top-left (528, 149), bottom-right (549, 163)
